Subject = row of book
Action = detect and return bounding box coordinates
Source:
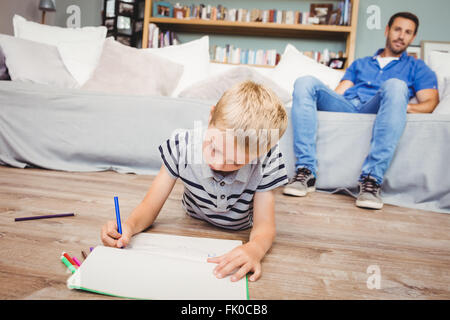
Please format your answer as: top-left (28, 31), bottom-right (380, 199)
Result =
top-left (211, 45), bottom-right (280, 67)
top-left (147, 23), bottom-right (180, 48)
top-left (210, 46), bottom-right (347, 68)
top-left (168, 1), bottom-right (352, 26)
top-left (302, 49), bottom-right (347, 68)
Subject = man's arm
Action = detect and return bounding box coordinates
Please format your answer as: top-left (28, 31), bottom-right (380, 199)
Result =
top-left (407, 88), bottom-right (440, 113)
top-left (334, 80), bottom-right (354, 95)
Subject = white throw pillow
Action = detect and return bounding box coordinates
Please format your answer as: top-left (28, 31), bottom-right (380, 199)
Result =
top-left (433, 77), bottom-right (450, 114)
top-left (13, 14), bottom-right (106, 86)
top-left (0, 34), bottom-right (78, 88)
top-left (146, 36), bottom-right (210, 97)
top-left (428, 51), bottom-right (450, 100)
top-left (270, 44), bottom-right (344, 95)
top-left (178, 66), bottom-right (292, 104)
top-left (208, 61), bottom-right (273, 78)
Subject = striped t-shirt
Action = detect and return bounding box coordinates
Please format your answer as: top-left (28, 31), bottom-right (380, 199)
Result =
top-left (158, 129), bottom-right (288, 230)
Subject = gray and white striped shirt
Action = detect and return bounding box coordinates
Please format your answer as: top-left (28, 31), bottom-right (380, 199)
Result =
top-left (158, 129), bottom-right (288, 230)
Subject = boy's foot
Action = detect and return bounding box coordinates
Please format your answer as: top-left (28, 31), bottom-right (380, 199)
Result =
top-left (356, 175), bottom-right (383, 209)
top-left (283, 167), bottom-right (316, 197)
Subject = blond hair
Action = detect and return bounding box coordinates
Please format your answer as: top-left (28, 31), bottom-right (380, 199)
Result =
top-left (210, 81), bottom-right (288, 158)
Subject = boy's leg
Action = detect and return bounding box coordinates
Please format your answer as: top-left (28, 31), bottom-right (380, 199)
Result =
top-left (285, 75), bottom-right (357, 197)
top-left (355, 78), bottom-right (409, 209)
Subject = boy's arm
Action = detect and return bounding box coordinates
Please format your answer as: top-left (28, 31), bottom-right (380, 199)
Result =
top-left (247, 190), bottom-right (276, 264)
top-left (207, 190), bottom-right (276, 282)
top-left (126, 165), bottom-right (177, 234)
top-left (101, 165), bottom-right (177, 248)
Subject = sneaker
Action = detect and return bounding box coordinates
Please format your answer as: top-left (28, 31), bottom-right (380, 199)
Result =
top-left (283, 167), bottom-right (316, 197)
top-left (355, 175), bottom-right (383, 209)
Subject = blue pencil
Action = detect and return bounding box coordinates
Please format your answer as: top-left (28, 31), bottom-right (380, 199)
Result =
top-left (114, 196), bottom-right (122, 234)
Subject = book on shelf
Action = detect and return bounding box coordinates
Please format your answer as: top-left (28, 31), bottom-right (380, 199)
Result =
top-left (152, 1), bottom-right (352, 26)
top-left (148, 23), bottom-right (179, 48)
top-left (212, 44), bottom-right (279, 67)
top-left (300, 49), bottom-right (347, 68)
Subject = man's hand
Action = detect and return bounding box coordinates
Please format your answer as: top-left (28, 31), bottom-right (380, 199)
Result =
top-left (207, 241), bottom-right (265, 282)
top-left (334, 80), bottom-right (354, 95)
top-left (101, 220), bottom-right (134, 248)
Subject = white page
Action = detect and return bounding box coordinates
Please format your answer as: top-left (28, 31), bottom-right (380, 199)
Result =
top-left (67, 233), bottom-right (247, 300)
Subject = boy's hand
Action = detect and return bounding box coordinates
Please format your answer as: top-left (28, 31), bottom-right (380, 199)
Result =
top-left (101, 220), bottom-right (134, 248)
top-left (207, 242), bottom-right (264, 282)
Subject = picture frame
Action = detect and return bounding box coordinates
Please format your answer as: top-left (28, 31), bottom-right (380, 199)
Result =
top-left (421, 41), bottom-right (450, 65)
top-left (310, 3), bottom-right (333, 25)
top-left (117, 15), bottom-right (132, 35)
top-left (327, 9), bottom-right (341, 25)
top-left (173, 7), bottom-right (185, 19)
top-left (104, 18), bottom-right (115, 31)
top-left (118, 2), bottom-right (134, 16)
top-left (152, 1), bottom-right (173, 18)
top-left (116, 35), bottom-right (131, 46)
top-left (406, 45), bottom-right (421, 59)
top-left (328, 57), bottom-right (347, 70)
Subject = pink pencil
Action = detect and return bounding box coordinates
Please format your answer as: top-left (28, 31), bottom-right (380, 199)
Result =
top-left (72, 256), bottom-right (82, 267)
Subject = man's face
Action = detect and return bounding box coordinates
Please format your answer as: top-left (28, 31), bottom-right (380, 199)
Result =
top-left (385, 17), bottom-right (417, 55)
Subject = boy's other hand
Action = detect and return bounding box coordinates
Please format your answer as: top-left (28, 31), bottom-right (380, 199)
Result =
top-left (207, 242), bottom-right (264, 282)
top-left (101, 220), bottom-right (133, 248)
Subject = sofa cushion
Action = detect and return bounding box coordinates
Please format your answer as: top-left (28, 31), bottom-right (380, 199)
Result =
top-left (0, 45), bottom-right (10, 80)
top-left (82, 37), bottom-right (184, 96)
top-left (13, 14), bottom-right (106, 86)
top-left (178, 65), bottom-right (292, 104)
top-left (0, 34), bottom-right (78, 88)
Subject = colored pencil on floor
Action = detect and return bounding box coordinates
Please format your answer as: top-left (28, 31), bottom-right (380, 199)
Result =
top-left (81, 250), bottom-right (87, 260)
top-left (61, 256), bottom-right (76, 274)
top-left (15, 213), bottom-right (75, 222)
top-left (72, 256), bottom-right (82, 267)
top-left (62, 252), bottom-right (78, 269)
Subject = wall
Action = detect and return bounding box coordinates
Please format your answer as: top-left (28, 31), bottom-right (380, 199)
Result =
top-left (356, 0), bottom-right (450, 58)
top-left (0, 0), bottom-right (101, 35)
top-left (147, 0), bottom-right (450, 58)
top-left (52, 0), bottom-right (103, 28)
top-left (0, 0), bottom-right (54, 35)
top-left (1, 0), bottom-right (449, 59)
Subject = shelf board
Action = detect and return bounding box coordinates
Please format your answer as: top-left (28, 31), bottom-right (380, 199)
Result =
top-left (148, 17), bottom-right (352, 38)
top-left (210, 61), bottom-right (276, 69)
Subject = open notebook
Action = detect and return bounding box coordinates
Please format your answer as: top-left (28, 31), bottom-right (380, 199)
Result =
top-left (67, 233), bottom-right (248, 300)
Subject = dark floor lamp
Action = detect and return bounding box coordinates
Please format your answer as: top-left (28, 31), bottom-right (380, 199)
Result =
top-left (39, 0), bottom-right (56, 24)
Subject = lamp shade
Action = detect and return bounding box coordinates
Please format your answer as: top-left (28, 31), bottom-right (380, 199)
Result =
top-left (39, 0), bottom-right (56, 11)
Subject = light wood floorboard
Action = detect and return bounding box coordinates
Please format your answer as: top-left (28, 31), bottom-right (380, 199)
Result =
top-left (0, 166), bottom-right (449, 299)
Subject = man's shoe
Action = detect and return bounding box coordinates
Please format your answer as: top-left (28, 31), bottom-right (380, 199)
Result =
top-left (283, 167), bottom-right (316, 197)
top-left (356, 175), bottom-right (383, 209)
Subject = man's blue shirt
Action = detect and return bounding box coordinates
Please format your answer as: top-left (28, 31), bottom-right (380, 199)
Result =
top-left (342, 48), bottom-right (438, 103)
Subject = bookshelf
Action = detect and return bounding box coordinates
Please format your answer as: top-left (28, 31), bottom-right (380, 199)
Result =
top-left (142, 0), bottom-right (359, 67)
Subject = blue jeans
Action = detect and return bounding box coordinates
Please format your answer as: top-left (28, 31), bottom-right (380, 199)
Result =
top-left (291, 75), bottom-right (409, 185)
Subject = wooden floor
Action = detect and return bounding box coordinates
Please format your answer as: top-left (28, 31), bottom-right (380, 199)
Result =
top-left (0, 166), bottom-right (449, 300)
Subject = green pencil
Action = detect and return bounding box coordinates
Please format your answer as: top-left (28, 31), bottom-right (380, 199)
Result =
top-left (61, 255), bottom-right (76, 274)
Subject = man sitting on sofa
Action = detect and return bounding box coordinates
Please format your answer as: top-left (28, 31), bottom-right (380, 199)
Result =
top-left (283, 12), bottom-right (439, 209)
